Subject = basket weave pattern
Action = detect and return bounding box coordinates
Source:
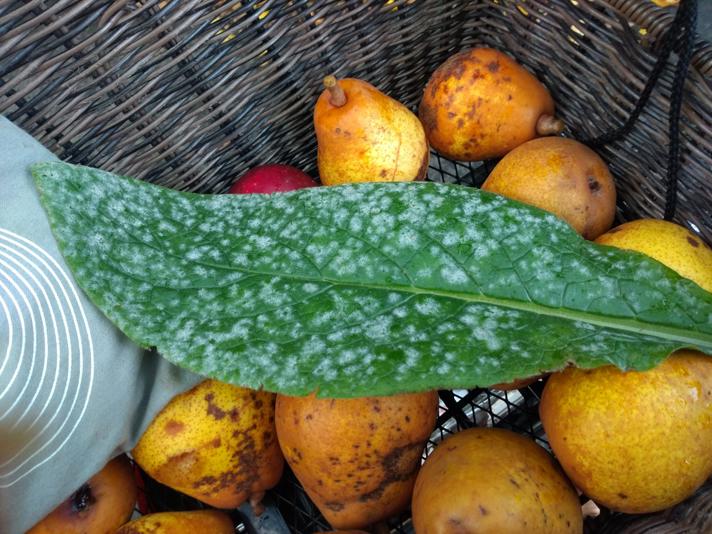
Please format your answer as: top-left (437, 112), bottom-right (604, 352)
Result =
top-left (1, 0), bottom-right (711, 239)
top-left (2, 1), bottom-right (711, 532)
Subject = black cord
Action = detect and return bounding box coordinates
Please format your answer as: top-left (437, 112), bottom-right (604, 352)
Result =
top-left (583, 0), bottom-right (698, 220)
top-left (664, 0), bottom-right (697, 220)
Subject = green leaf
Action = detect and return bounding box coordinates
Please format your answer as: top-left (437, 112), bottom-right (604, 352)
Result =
top-left (32, 161), bottom-right (712, 397)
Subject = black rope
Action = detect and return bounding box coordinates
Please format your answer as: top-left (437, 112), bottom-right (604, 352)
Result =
top-left (583, 0), bottom-right (698, 220)
top-left (664, 0), bottom-right (697, 220)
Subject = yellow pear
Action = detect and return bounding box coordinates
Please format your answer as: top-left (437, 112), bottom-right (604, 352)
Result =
top-left (314, 75), bottom-right (429, 185)
top-left (540, 351), bottom-right (712, 513)
top-left (116, 510), bottom-right (233, 533)
top-left (132, 379), bottom-right (283, 512)
top-left (411, 428), bottom-right (582, 533)
top-left (482, 137), bottom-right (616, 240)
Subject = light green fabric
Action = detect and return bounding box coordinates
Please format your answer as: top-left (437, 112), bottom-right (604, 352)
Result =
top-left (0, 116), bottom-right (202, 534)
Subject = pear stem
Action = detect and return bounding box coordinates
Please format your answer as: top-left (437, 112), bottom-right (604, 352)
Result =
top-left (249, 491), bottom-right (266, 516)
top-left (323, 75), bottom-right (346, 107)
top-left (536, 114), bottom-right (565, 136)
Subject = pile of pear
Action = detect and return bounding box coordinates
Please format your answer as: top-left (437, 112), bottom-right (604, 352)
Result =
top-left (27, 46), bottom-right (712, 534)
top-left (309, 45), bottom-right (712, 531)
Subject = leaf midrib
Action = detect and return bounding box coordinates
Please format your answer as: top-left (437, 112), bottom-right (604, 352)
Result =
top-left (129, 247), bottom-right (712, 350)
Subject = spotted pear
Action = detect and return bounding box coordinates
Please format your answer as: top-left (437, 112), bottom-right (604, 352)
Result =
top-left (314, 75), bottom-right (429, 185)
top-left (132, 379), bottom-right (283, 513)
top-left (275, 391), bottom-right (439, 529)
top-left (419, 47), bottom-right (563, 161)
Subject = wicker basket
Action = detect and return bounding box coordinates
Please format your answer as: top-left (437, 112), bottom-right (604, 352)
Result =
top-left (2, 1), bottom-right (711, 532)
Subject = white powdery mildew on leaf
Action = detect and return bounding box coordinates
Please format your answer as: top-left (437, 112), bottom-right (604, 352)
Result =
top-left (31, 163), bottom-right (712, 397)
top-left (440, 263), bottom-right (469, 286)
top-left (415, 297), bottom-right (441, 316)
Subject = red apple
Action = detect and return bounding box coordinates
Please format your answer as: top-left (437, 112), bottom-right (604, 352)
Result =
top-left (27, 455), bottom-right (137, 534)
top-left (228, 164), bottom-right (317, 194)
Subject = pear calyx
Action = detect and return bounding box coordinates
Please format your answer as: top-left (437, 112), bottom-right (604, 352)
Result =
top-left (536, 114), bottom-right (565, 136)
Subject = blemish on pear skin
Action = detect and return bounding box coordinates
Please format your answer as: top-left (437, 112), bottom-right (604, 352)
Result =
top-left (164, 419), bottom-right (185, 435)
top-left (687, 236), bottom-right (700, 248)
top-left (447, 111), bottom-right (456, 119)
top-left (457, 118), bottom-right (465, 129)
top-left (204, 393), bottom-right (226, 420)
top-left (487, 61), bottom-right (500, 73)
top-left (419, 104), bottom-right (438, 133)
top-left (479, 505), bottom-right (489, 515)
top-left (438, 52), bottom-right (469, 81)
top-left (358, 442), bottom-right (422, 502)
top-left (416, 150), bottom-right (429, 181)
top-left (587, 176), bottom-right (601, 193)
top-left (430, 82), bottom-right (438, 99)
top-left (325, 501), bottom-right (345, 511)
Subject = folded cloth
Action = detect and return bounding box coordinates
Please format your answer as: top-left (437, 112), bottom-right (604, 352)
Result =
top-left (0, 116), bottom-right (202, 533)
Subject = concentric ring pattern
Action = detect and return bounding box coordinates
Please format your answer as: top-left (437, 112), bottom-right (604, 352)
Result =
top-left (0, 228), bottom-right (94, 488)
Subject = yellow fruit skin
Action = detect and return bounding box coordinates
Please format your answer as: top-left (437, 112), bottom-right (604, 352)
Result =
top-left (275, 391), bottom-right (439, 529)
top-left (132, 380), bottom-right (283, 509)
top-left (116, 510), bottom-right (233, 533)
top-left (314, 78), bottom-right (429, 185)
top-left (27, 455), bottom-right (137, 534)
top-left (412, 428), bottom-right (582, 534)
top-left (482, 137), bottom-right (616, 240)
top-left (419, 48), bottom-right (556, 161)
top-left (595, 219), bottom-right (712, 292)
top-left (540, 351), bottom-right (712, 513)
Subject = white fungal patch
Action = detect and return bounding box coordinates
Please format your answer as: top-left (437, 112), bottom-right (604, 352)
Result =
top-left (349, 217), bottom-right (364, 233)
top-left (302, 283), bottom-right (320, 293)
top-left (440, 264), bottom-right (469, 285)
top-left (415, 298), bottom-right (441, 316)
top-left (393, 306), bottom-right (408, 318)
